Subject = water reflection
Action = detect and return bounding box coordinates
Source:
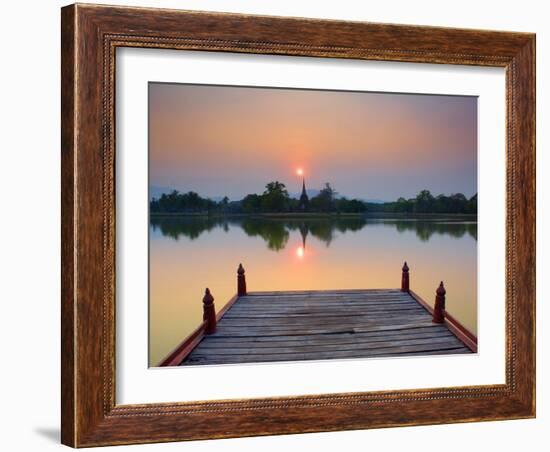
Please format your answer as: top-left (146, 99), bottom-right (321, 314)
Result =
top-left (150, 215), bottom-right (477, 250)
top-left (240, 219), bottom-right (289, 251)
top-left (392, 219), bottom-right (477, 242)
top-left (149, 214), bottom-right (478, 366)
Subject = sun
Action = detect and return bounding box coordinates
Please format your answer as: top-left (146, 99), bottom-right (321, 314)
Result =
top-left (296, 168), bottom-right (304, 176)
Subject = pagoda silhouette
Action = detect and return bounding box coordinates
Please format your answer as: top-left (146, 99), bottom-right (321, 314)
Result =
top-left (298, 177), bottom-right (309, 211)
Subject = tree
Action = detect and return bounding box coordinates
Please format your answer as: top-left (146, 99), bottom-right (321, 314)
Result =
top-left (310, 183), bottom-right (338, 212)
top-left (149, 190), bottom-right (216, 213)
top-left (261, 181), bottom-right (290, 212)
top-left (394, 197), bottom-right (413, 213)
top-left (468, 193), bottom-right (478, 214)
top-left (263, 181), bottom-right (289, 196)
top-left (448, 193), bottom-right (467, 213)
top-left (336, 197), bottom-right (367, 213)
top-left (415, 189), bottom-right (435, 213)
top-left (242, 194), bottom-right (262, 213)
top-left (219, 196), bottom-right (230, 212)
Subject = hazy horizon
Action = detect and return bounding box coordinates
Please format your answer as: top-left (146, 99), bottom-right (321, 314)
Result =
top-left (149, 83), bottom-right (477, 201)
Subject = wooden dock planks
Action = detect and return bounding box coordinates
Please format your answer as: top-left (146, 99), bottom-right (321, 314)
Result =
top-left (180, 289), bottom-right (472, 366)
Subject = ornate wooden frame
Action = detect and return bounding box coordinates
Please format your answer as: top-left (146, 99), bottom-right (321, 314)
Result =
top-left (61, 3), bottom-right (535, 447)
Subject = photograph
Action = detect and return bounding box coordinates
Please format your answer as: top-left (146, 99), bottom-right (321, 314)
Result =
top-left (149, 83), bottom-right (478, 367)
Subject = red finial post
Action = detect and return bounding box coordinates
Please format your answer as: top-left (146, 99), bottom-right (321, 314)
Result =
top-left (237, 263), bottom-right (247, 296)
top-left (202, 288), bottom-right (216, 334)
top-left (401, 261), bottom-right (410, 292)
top-left (432, 281), bottom-right (446, 324)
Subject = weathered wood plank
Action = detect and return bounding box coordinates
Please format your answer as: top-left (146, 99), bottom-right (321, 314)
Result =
top-left (225, 305), bottom-right (420, 314)
top-left (226, 305), bottom-right (421, 313)
top-left (222, 314), bottom-right (428, 322)
top-left (202, 324), bottom-right (449, 342)
top-left (184, 343), bottom-right (470, 364)
top-left (240, 293), bottom-right (412, 299)
top-left (237, 297), bottom-right (414, 304)
top-left (235, 299), bottom-right (417, 305)
top-left (222, 312), bottom-right (427, 320)
top-left (228, 307), bottom-right (424, 314)
top-left (234, 296), bottom-right (416, 303)
top-left (246, 289), bottom-right (402, 296)
top-left (196, 329), bottom-right (454, 348)
top-left (207, 327), bottom-right (449, 344)
top-left (229, 299), bottom-right (419, 307)
top-left (245, 293), bottom-right (412, 297)
top-left (226, 306), bottom-right (423, 314)
top-left (217, 321), bottom-right (431, 332)
top-left (193, 336), bottom-right (463, 355)
top-left (184, 346), bottom-right (472, 365)
top-left (224, 309), bottom-right (426, 323)
top-left (238, 295), bottom-right (413, 301)
top-left (223, 308), bottom-right (428, 319)
top-left (216, 316), bottom-right (433, 331)
top-left (394, 348), bottom-right (471, 356)
top-left (209, 321), bottom-right (439, 337)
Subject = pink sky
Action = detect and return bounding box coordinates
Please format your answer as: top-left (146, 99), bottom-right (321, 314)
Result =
top-left (149, 83), bottom-right (477, 201)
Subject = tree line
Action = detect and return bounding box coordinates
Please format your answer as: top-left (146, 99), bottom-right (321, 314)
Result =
top-left (240, 182), bottom-right (366, 214)
top-left (366, 190), bottom-right (477, 214)
top-left (150, 183), bottom-right (477, 215)
top-left (150, 181), bottom-right (367, 214)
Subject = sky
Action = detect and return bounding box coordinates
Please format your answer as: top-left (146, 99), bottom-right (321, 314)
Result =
top-left (149, 83), bottom-right (477, 201)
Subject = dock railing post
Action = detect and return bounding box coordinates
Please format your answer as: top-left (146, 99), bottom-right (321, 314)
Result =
top-left (202, 288), bottom-right (216, 334)
top-left (432, 281), bottom-right (446, 324)
top-left (237, 263), bottom-right (247, 296)
top-left (401, 261), bottom-right (410, 292)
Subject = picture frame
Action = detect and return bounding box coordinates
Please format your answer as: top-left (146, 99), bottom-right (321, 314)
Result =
top-left (61, 3), bottom-right (535, 447)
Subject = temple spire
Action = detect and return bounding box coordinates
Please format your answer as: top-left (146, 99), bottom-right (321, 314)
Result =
top-left (298, 177), bottom-right (309, 210)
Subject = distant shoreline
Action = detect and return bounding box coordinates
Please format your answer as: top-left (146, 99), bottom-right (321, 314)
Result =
top-left (364, 212), bottom-right (477, 219)
top-left (150, 211), bottom-right (477, 219)
top-left (150, 212), bottom-right (363, 218)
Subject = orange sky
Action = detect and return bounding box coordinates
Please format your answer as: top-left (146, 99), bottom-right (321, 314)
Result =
top-left (149, 83), bottom-right (477, 201)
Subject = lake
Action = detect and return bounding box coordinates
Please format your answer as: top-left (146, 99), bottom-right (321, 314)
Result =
top-left (149, 215), bottom-right (477, 366)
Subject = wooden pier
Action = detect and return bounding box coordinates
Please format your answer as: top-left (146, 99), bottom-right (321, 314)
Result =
top-left (159, 263), bottom-right (477, 367)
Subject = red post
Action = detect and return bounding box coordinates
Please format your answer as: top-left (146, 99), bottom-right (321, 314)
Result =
top-left (432, 281), bottom-right (446, 324)
top-left (202, 288), bottom-right (216, 334)
top-left (401, 261), bottom-right (410, 292)
top-left (237, 263), bottom-right (247, 296)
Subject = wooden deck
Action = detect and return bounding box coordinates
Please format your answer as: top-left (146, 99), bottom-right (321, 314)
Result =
top-left (179, 288), bottom-right (472, 366)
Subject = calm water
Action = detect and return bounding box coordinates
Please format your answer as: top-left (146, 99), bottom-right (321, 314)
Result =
top-left (149, 215), bottom-right (477, 366)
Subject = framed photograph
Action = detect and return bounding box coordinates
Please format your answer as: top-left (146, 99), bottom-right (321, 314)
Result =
top-left (61, 3), bottom-right (535, 447)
